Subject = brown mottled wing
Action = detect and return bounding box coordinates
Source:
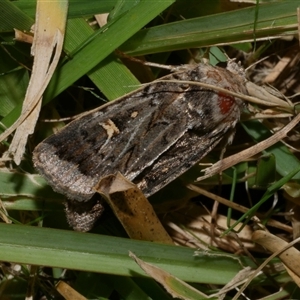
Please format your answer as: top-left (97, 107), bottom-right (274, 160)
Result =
top-left (33, 63), bottom-right (246, 202)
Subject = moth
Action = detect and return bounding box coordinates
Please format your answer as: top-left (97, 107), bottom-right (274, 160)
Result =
top-left (33, 61), bottom-right (247, 231)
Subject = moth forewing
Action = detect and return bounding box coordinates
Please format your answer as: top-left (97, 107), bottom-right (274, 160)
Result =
top-left (33, 62), bottom-right (247, 231)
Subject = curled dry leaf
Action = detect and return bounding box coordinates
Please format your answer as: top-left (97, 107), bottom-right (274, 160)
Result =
top-left (95, 172), bottom-right (173, 243)
top-left (129, 251), bottom-right (209, 300)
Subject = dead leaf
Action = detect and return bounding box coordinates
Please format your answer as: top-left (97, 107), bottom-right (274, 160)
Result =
top-left (129, 251), bottom-right (209, 300)
top-left (95, 172), bottom-right (173, 244)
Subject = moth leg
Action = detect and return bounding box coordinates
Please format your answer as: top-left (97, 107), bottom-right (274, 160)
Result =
top-left (218, 127), bottom-right (237, 160)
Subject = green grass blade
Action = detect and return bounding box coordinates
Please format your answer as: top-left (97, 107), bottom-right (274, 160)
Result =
top-left (0, 223), bottom-right (255, 285)
top-left (65, 18), bottom-right (140, 100)
top-left (43, 0), bottom-right (175, 103)
top-left (0, 48), bottom-right (29, 117)
top-left (0, 0), bottom-right (33, 32)
top-left (0, 169), bottom-right (61, 199)
top-left (120, 2), bottom-right (298, 55)
top-left (12, 0), bottom-right (117, 19)
top-left (224, 165), bottom-right (300, 234)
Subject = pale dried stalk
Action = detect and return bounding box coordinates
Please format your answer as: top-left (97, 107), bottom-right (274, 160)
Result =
top-left (197, 112), bottom-right (300, 181)
top-left (0, 0), bottom-right (67, 164)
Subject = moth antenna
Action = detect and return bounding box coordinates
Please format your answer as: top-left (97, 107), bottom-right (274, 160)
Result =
top-left (115, 49), bottom-right (188, 72)
top-left (244, 55), bottom-right (271, 72)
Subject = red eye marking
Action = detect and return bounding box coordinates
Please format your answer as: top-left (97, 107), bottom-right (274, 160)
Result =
top-left (218, 90), bottom-right (235, 115)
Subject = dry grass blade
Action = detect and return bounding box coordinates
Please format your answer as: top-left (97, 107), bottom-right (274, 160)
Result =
top-left (197, 112), bottom-right (300, 181)
top-left (159, 79), bottom-right (292, 109)
top-left (252, 231), bottom-right (300, 282)
top-left (129, 251), bottom-right (209, 300)
top-left (232, 232), bottom-right (300, 299)
top-left (56, 281), bottom-right (87, 300)
top-left (0, 0), bottom-right (68, 164)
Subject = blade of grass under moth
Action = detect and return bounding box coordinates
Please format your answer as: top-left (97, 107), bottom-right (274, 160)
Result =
top-left (0, 223), bottom-right (256, 285)
top-left (88, 54), bottom-right (141, 99)
top-left (227, 167), bottom-right (238, 230)
top-left (120, 2), bottom-right (298, 56)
